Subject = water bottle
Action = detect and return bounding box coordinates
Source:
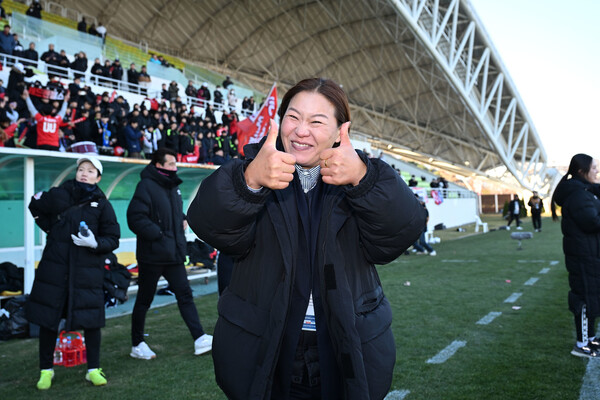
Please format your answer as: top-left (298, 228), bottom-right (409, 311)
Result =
top-left (53, 338), bottom-right (62, 365)
top-left (66, 336), bottom-right (72, 350)
top-left (79, 221), bottom-right (89, 237)
top-left (53, 348), bottom-right (63, 364)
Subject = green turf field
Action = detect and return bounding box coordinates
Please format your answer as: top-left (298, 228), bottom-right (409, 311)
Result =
top-left (0, 216), bottom-right (591, 399)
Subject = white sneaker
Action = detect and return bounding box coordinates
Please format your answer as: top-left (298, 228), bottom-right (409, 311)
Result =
top-left (429, 251), bottom-right (437, 256)
top-left (130, 341), bottom-right (156, 360)
top-left (194, 334), bottom-right (213, 355)
top-left (506, 226), bottom-right (511, 230)
top-left (516, 226), bottom-right (523, 230)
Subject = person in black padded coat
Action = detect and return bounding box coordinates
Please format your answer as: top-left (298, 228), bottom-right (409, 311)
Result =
top-left (26, 156), bottom-right (120, 389)
top-left (188, 78), bottom-right (425, 400)
top-left (552, 153), bottom-right (600, 358)
top-left (126, 147), bottom-right (212, 361)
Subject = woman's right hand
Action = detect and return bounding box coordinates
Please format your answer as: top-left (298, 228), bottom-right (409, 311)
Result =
top-left (244, 119), bottom-right (296, 190)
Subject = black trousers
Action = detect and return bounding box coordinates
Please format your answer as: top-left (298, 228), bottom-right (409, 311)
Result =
top-left (39, 325), bottom-right (101, 369)
top-left (531, 212), bottom-right (542, 230)
top-left (131, 262), bottom-right (204, 346)
top-left (507, 213), bottom-right (520, 227)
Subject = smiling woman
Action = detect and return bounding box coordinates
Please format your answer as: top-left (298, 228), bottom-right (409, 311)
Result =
top-left (280, 91), bottom-right (338, 168)
top-left (188, 78), bottom-right (426, 400)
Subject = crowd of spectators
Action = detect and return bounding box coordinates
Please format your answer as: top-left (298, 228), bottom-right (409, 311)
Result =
top-left (0, 63), bottom-right (242, 165)
top-left (3, 32), bottom-right (252, 116)
top-left (0, 10), bottom-right (258, 114)
top-left (0, 12), bottom-right (260, 165)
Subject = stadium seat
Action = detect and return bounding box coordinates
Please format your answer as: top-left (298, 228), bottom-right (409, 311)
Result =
top-left (474, 215), bottom-right (489, 233)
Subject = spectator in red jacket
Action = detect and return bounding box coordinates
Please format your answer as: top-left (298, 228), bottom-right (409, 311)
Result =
top-left (24, 89), bottom-right (70, 151)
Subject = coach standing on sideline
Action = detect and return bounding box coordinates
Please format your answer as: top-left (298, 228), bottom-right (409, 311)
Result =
top-left (126, 147), bottom-right (212, 360)
top-left (188, 78), bottom-right (425, 399)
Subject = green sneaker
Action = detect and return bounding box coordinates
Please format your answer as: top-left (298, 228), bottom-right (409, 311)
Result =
top-left (36, 369), bottom-right (54, 390)
top-left (85, 368), bottom-right (107, 386)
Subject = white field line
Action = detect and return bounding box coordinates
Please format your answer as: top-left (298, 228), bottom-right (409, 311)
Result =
top-left (504, 293), bottom-right (522, 303)
top-left (524, 277), bottom-right (539, 286)
top-left (476, 311), bottom-right (502, 325)
top-left (539, 267), bottom-right (550, 274)
top-left (517, 260), bottom-right (547, 263)
top-left (385, 390), bottom-right (411, 399)
top-left (579, 358), bottom-right (600, 400)
top-left (550, 260), bottom-right (559, 265)
top-left (426, 340), bottom-right (467, 364)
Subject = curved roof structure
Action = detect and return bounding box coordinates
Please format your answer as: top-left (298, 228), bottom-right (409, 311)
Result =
top-left (53, 0), bottom-right (551, 193)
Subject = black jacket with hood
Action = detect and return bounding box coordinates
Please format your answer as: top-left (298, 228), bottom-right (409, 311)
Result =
top-left (187, 138), bottom-right (425, 400)
top-left (554, 176), bottom-right (600, 316)
top-left (127, 164), bottom-right (187, 265)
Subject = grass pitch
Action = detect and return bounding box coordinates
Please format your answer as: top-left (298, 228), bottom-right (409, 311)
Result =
top-left (0, 216), bottom-right (588, 399)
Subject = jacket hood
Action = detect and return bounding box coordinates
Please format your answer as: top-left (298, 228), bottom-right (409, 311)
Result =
top-left (140, 163), bottom-right (182, 188)
top-left (553, 176), bottom-right (590, 206)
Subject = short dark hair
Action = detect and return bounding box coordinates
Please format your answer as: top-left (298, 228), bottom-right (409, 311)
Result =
top-left (151, 147), bottom-right (177, 166)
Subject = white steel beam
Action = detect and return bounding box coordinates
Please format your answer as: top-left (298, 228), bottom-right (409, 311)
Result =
top-left (390, 0), bottom-right (548, 191)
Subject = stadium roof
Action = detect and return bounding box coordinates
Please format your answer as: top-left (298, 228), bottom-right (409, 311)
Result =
top-left (53, 0), bottom-right (553, 193)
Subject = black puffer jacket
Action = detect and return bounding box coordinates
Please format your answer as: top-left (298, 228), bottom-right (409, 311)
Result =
top-left (188, 139), bottom-right (425, 400)
top-left (127, 164), bottom-right (187, 265)
top-left (554, 176), bottom-right (600, 316)
top-left (25, 180), bottom-right (120, 331)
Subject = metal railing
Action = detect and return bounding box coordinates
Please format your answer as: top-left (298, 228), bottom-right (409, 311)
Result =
top-left (9, 8), bottom-right (260, 121)
top-left (0, 52), bottom-right (160, 98)
top-left (0, 51), bottom-right (260, 121)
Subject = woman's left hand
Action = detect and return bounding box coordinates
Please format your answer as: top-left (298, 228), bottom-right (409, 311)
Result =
top-left (320, 122), bottom-right (367, 186)
top-left (71, 231), bottom-right (98, 249)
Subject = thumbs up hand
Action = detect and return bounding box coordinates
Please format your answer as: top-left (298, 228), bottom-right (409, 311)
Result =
top-left (320, 122), bottom-right (366, 186)
top-left (244, 119), bottom-right (297, 190)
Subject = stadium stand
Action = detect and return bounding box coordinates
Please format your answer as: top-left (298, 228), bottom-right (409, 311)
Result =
top-left (0, 1), bottom-right (482, 302)
top-left (0, 7), bottom-right (265, 163)
top-left (0, 2), bottom-right (478, 192)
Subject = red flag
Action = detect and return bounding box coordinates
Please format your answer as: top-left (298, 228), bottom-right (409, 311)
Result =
top-left (237, 83), bottom-right (277, 156)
